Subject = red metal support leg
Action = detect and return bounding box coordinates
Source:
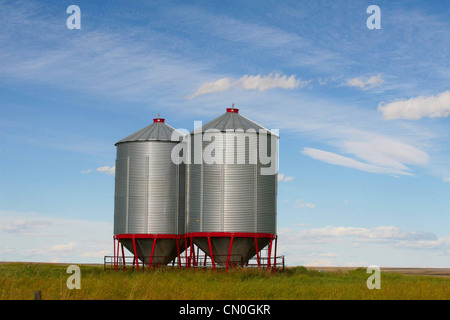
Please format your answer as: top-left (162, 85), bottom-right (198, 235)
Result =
top-left (121, 243), bottom-right (126, 270)
top-left (189, 237), bottom-right (194, 268)
top-left (132, 237), bottom-right (139, 270)
top-left (184, 238), bottom-right (188, 267)
top-left (226, 237), bottom-right (234, 271)
top-left (267, 237), bottom-right (273, 270)
top-left (192, 243), bottom-right (196, 267)
top-left (113, 238), bottom-right (117, 270)
top-left (176, 238), bottom-right (181, 270)
top-left (116, 239), bottom-right (121, 270)
top-left (255, 237), bottom-right (260, 268)
top-left (148, 238), bottom-right (157, 270)
top-left (196, 246), bottom-right (200, 266)
top-left (274, 235), bottom-right (278, 272)
top-left (208, 236), bottom-right (215, 271)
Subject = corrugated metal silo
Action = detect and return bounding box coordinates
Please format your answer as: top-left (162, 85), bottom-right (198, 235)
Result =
top-left (186, 106), bottom-right (279, 267)
top-left (114, 116), bottom-right (186, 267)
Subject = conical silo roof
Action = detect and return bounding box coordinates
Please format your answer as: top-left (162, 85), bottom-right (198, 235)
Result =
top-left (115, 116), bottom-right (182, 145)
top-left (194, 106), bottom-right (278, 136)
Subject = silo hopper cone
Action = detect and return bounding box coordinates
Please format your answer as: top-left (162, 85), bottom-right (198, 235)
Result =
top-left (194, 237), bottom-right (270, 266)
top-left (120, 238), bottom-right (187, 267)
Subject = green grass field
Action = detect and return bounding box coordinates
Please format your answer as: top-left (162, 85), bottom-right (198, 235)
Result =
top-left (0, 263), bottom-right (448, 300)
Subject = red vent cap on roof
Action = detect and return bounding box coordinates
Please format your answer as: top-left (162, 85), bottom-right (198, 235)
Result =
top-left (226, 104), bottom-right (239, 113)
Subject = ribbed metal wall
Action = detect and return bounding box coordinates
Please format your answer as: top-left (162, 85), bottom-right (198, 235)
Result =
top-left (187, 130), bottom-right (278, 234)
top-left (114, 141), bottom-right (185, 235)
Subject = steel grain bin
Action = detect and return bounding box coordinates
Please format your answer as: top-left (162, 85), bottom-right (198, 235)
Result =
top-left (114, 116), bottom-right (186, 266)
top-left (186, 106), bottom-right (279, 266)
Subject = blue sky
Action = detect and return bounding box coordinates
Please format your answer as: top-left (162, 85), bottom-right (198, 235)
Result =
top-left (0, 0), bottom-right (449, 267)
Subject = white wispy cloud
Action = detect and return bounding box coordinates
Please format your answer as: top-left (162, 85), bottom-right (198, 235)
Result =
top-left (243, 87), bottom-right (433, 178)
top-left (443, 177), bottom-right (450, 182)
top-left (81, 169), bottom-right (92, 174)
top-left (295, 199), bottom-right (316, 209)
top-left (378, 90), bottom-right (450, 120)
top-left (341, 138), bottom-right (429, 171)
top-left (278, 225), bottom-right (449, 267)
top-left (168, 5), bottom-right (345, 73)
top-left (278, 174), bottom-right (294, 182)
top-left (394, 235), bottom-right (450, 250)
top-left (308, 252), bottom-right (338, 258)
top-left (300, 133), bottom-right (429, 177)
top-left (50, 242), bottom-right (77, 253)
top-left (189, 77), bottom-right (233, 99)
top-left (0, 210), bottom-right (112, 263)
top-left (0, 2), bottom-right (211, 106)
top-left (304, 259), bottom-right (334, 267)
top-left (96, 166), bottom-right (115, 175)
top-left (0, 218), bottom-right (51, 234)
top-left (0, 2), bottom-right (441, 182)
top-left (188, 73), bottom-right (308, 99)
top-left (301, 147), bottom-right (414, 176)
top-left (81, 250), bottom-right (110, 258)
top-left (239, 73), bottom-right (305, 91)
top-left (280, 225), bottom-right (441, 245)
top-left (345, 74), bottom-right (384, 90)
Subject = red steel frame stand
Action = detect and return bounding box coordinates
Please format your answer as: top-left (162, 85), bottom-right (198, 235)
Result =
top-left (185, 232), bottom-right (278, 271)
top-left (113, 234), bottom-right (185, 270)
top-left (112, 233), bottom-right (279, 271)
